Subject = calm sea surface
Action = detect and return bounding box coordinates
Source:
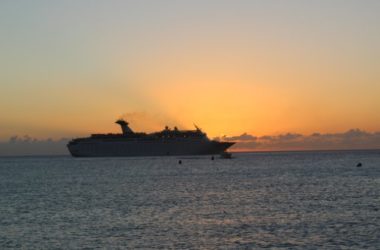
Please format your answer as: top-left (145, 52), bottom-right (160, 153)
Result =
top-left (0, 151), bottom-right (379, 249)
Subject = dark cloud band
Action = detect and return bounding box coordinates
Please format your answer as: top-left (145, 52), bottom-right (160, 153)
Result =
top-left (215, 129), bottom-right (380, 151)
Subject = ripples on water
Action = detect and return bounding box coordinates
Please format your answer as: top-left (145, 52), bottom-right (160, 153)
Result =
top-left (0, 151), bottom-right (379, 249)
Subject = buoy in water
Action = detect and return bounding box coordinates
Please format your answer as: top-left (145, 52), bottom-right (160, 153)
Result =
top-left (178, 160), bottom-right (182, 164)
top-left (356, 162), bottom-right (362, 167)
top-left (211, 156), bottom-right (215, 160)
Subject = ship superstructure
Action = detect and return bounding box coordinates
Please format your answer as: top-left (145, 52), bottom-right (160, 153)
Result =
top-left (67, 120), bottom-right (234, 157)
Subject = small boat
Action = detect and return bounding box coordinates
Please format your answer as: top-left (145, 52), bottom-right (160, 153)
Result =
top-left (220, 152), bottom-right (232, 159)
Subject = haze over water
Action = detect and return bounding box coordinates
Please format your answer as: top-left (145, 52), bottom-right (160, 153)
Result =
top-left (1, 151), bottom-right (379, 249)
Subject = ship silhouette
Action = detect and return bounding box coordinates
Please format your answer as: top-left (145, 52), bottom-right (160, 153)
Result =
top-left (67, 119), bottom-right (234, 157)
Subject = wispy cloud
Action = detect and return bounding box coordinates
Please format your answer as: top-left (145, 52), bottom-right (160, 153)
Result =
top-left (1, 129), bottom-right (379, 156)
top-left (215, 129), bottom-right (380, 151)
top-left (0, 136), bottom-right (70, 156)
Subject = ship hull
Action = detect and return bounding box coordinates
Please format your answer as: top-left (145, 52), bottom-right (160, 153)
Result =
top-left (68, 140), bottom-right (234, 157)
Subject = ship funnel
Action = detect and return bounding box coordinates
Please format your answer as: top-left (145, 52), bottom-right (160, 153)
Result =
top-left (115, 119), bottom-right (134, 134)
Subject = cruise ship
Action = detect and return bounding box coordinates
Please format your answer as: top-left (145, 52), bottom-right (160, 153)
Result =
top-left (67, 120), bottom-right (235, 157)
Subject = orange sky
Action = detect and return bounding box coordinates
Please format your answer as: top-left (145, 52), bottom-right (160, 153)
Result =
top-left (0, 1), bottom-right (379, 141)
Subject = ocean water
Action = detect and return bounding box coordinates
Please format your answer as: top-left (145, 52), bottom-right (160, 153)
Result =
top-left (0, 151), bottom-right (379, 249)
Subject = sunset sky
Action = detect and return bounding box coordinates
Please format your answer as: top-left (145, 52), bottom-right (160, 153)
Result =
top-left (1, 1), bottom-right (379, 151)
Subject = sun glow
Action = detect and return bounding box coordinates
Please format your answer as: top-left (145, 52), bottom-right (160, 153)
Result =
top-left (0, 1), bottom-right (379, 143)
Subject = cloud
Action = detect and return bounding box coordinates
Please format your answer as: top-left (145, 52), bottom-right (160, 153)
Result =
top-left (216, 133), bottom-right (257, 142)
top-left (0, 136), bottom-right (70, 156)
top-left (216, 129), bottom-right (380, 151)
top-left (1, 129), bottom-right (380, 156)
